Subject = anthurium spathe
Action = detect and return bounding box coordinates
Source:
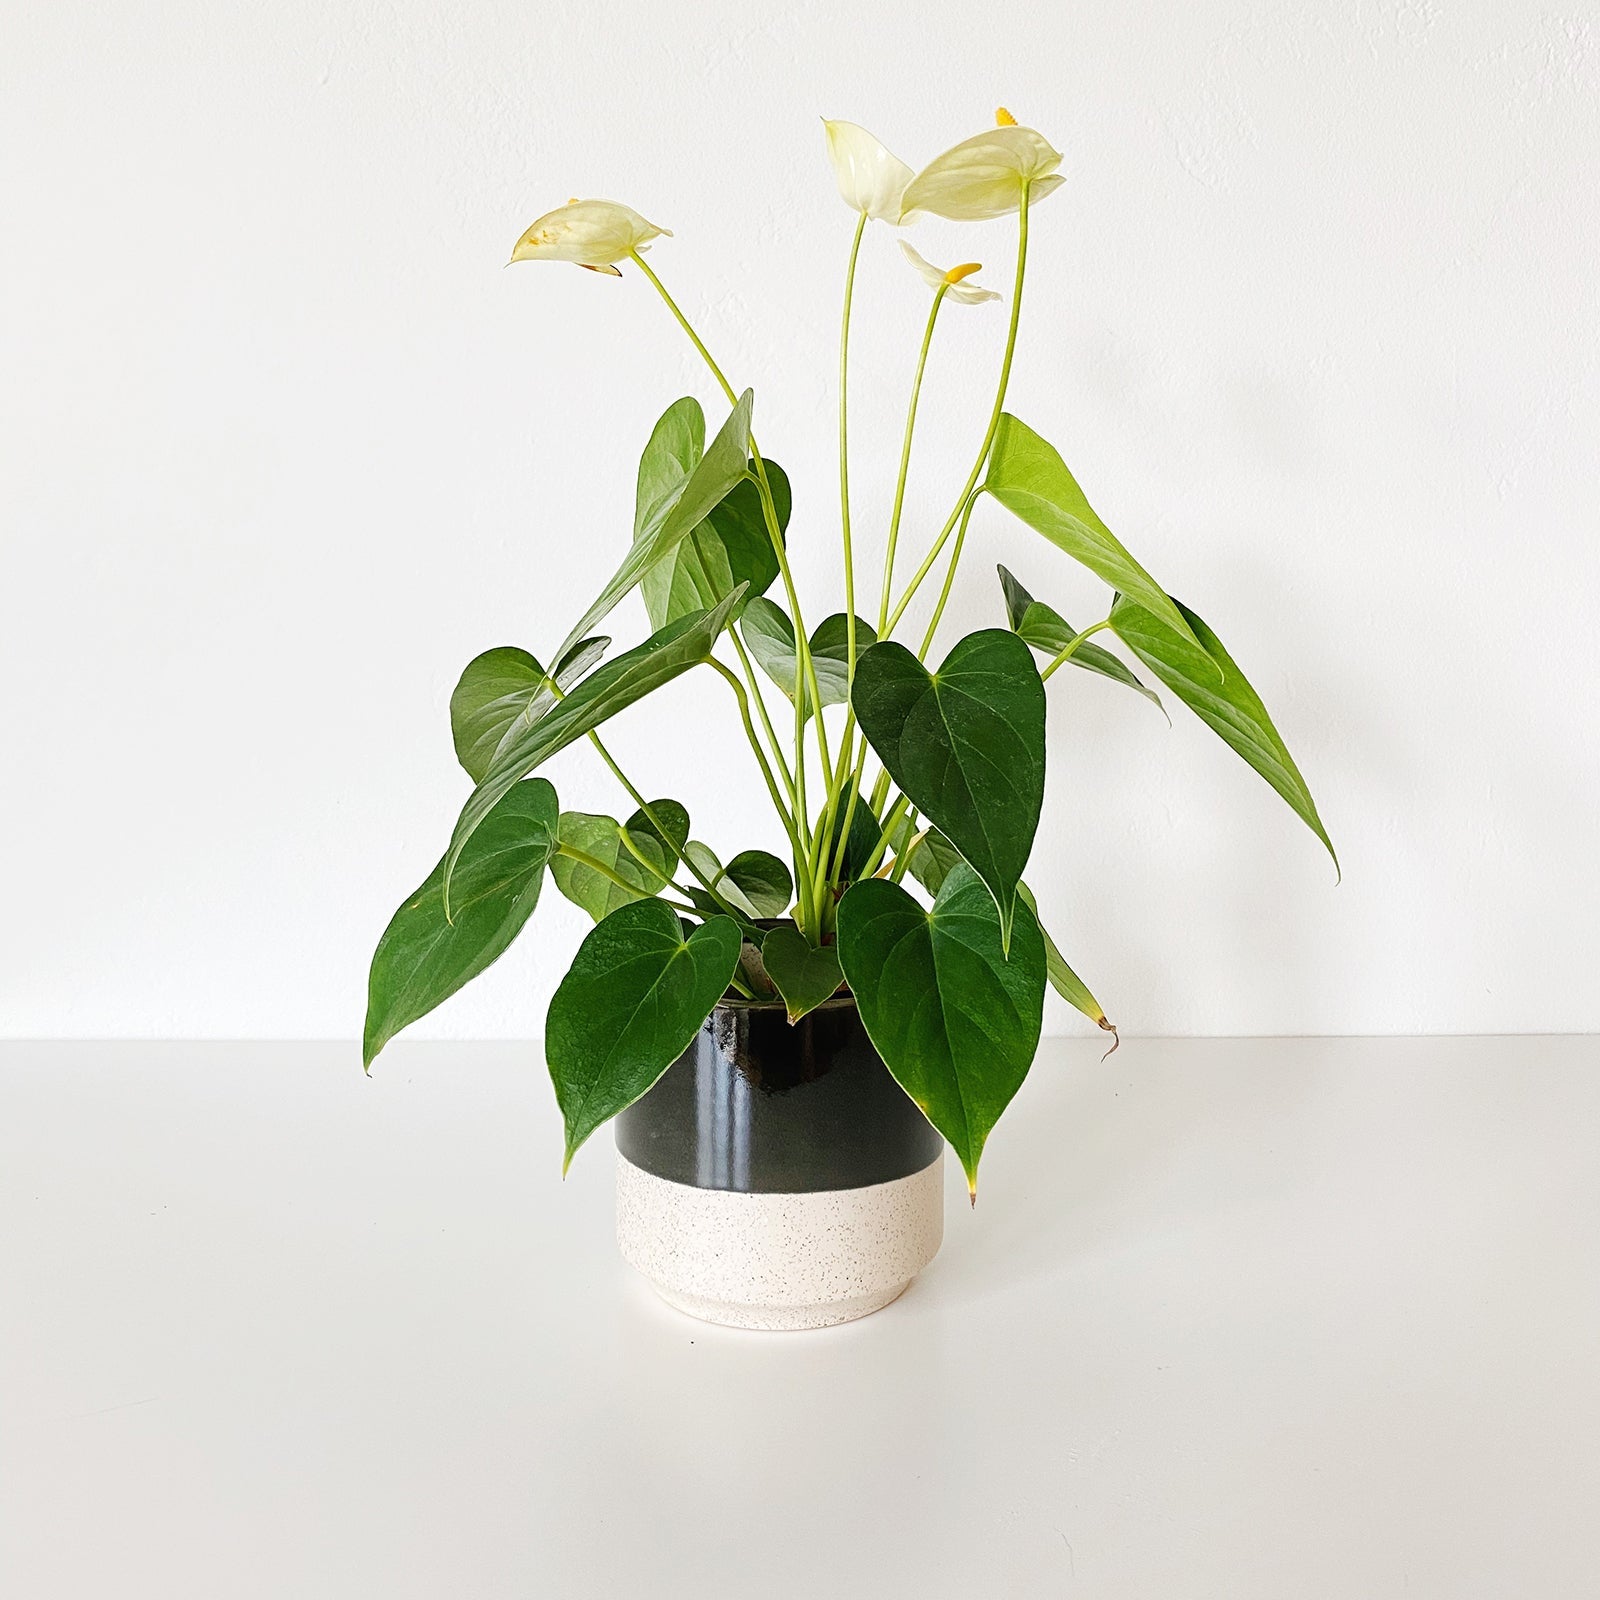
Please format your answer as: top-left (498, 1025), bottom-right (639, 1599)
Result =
top-left (898, 243), bottom-right (1000, 304)
top-left (822, 120), bottom-right (914, 222)
top-left (900, 114), bottom-right (1065, 222)
top-left (510, 199), bottom-right (670, 275)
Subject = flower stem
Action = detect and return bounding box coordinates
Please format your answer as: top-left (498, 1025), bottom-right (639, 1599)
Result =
top-left (883, 184), bottom-right (1032, 640)
top-left (838, 211), bottom-right (867, 692)
top-left (879, 285), bottom-right (948, 634)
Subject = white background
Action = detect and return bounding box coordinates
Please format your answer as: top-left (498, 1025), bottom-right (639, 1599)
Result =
top-left (3, 0), bottom-right (1595, 1041)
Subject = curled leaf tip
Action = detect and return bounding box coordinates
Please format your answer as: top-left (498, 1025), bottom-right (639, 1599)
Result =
top-left (995, 107), bottom-right (1018, 126)
top-left (1097, 1019), bottom-right (1121, 1061)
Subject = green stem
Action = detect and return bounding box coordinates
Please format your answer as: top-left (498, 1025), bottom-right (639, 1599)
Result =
top-left (917, 487), bottom-right (980, 661)
top-left (554, 843), bottom-right (698, 915)
top-left (883, 184), bottom-right (1033, 640)
top-left (879, 285), bottom-right (949, 634)
top-left (729, 630), bottom-right (795, 800)
top-left (838, 212), bottom-right (867, 694)
top-left (706, 656), bottom-right (802, 853)
top-left (629, 248), bottom-right (833, 881)
top-left (587, 731), bottom-right (741, 917)
top-left (1040, 619), bottom-right (1114, 680)
top-left (856, 792), bottom-right (914, 880)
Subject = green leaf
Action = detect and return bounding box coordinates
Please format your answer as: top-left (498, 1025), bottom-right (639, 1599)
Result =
top-left (624, 799), bottom-right (690, 869)
top-left (549, 811), bottom-right (671, 922)
top-left (556, 389), bottom-right (754, 662)
top-left (1109, 594), bottom-right (1337, 872)
top-left (825, 795), bottom-right (884, 883)
top-left (641, 464), bottom-right (789, 630)
top-left (1016, 883), bottom-right (1117, 1044)
top-left (546, 899), bottom-right (742, 1168)
top-left (760, 925), bottom-right (843, 1023)
top-left (851, 629), bottom-right (1045, 950)
top-left (897, 824), bottom-right (964, 897)
top-left (723, 849), bottom-right (792, 918)
top-left (443, 592), bottom-right (744, 911)
top-left (680, 841), bottom-right (764, 924)
top-left (633, 396), bottom-right (704, 539)
top-left (364, 779), bottom-right (558, 1069)
top-left (837, 865), bottom-right (1046, 1196)
top-left (449, 638), bottom-right (612, 783)
top-left (997, 565), bottom-right (1163, 715)
top-left (985, 415), bottom-right (1206, 657)
top-left (739, 601), bottom-right (877, 719)
top-left (807, 612), bottom-right (878, 706)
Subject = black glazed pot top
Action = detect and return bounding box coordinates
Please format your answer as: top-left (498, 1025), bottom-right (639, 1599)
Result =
top-left (614, 999), bottom-right (942, 1194)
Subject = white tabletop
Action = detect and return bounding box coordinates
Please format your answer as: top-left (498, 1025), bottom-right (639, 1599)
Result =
top-left (3, 1037), bottom-right (1596, 1598)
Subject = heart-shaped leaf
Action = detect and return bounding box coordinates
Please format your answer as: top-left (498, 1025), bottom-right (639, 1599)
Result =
top-left (985, 415), bottom-right (1207, 658)
top-left (449, 637), bottom-right (612, 783)
top-left (555, 390), bottom-right (754, 662)
top-left (837, 865), bottom-right (1046, 1196)
top-left (549, 811), bottom-right (671, 922)
top-left (760, 925), bottom-right (843, 1023)
top-left (888, 822), bottom-right (964, 897)
top-left (443, 591), bottom-right (744, 912)
top-left (623, 798), bottom-right (690, 869)
top-left (546, 899), bottom-right (742, 1168)
top-left (851, 629), bottom-right (1045, 949)
top-left (723, 849), bottom-right (793, 918)
top-left (641, 464), bottom-right (790, 630)
top-left (1109, 593), bottom-right (1337, 872)
top-left (739, 601), bottom-right (878, 719)
top-left (364, 779), bottom-right (558, 1069)
top-left (997, 565), bottom-right (1163, 715)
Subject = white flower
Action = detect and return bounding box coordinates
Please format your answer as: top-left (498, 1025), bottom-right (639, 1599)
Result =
top-left (898, 243), bottom-right (1000, 304)
top-left (822, 120), bottom-right (914, 223)
top-left (900, 110), bottom-right (1065, 222)
top-left (509, 199), bottom-right (670, 276)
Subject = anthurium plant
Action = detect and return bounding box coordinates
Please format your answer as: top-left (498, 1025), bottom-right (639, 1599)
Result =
top-left (364, 110), bottom-right (1335, 1195)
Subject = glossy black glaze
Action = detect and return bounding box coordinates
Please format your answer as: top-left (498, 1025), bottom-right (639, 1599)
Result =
top-left (614, 999), bottom-right (942, 1193)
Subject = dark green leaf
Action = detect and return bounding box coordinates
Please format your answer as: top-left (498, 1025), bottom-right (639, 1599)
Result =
top-left (837, 865), bottom-right (1046, 1195)
top-left (851, 629), bottom-right (1045, 950)
top-left (822, 792), bottom-right (883, 883)
top-left (997, 564), bottom-right (1163, 714)
top-left (549, 811), bottom-right (671, 922)
top-left (443, 592), bottom-right (744, 910)
top-left (449, 637), bottom-right (614, 783)
top-left (760, 925), bottom-right (843, 1023)
top-left (364, 779), bottom-right (558, 1069)
top-left (641, 463), bottom-right (789, 630)
top-left (985, 415), bottom-right (1206, 657)
top-left (900, 824), bottom-right (965, 897)
top-left (1110, 594), bottom-right (1337, 872)
top-left (556, 389), bottom-right (754, 661)
top-left (546, 900), bottom-right (742, 1168)
top-left (723, 849), bottom-right (792, 918)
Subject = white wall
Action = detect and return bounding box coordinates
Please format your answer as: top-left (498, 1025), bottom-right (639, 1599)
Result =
top-left (3, 0), bottom-right (1595, 1041)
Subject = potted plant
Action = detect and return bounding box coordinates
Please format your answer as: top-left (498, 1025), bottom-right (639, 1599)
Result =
top-left (364, 111), bottom-right (1335, 1330)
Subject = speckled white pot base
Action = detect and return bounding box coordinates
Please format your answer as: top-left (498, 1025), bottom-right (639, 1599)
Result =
top-left (616, 1151), bottom-right (944, 1331)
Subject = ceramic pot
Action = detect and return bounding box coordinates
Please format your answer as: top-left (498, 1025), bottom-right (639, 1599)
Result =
top-left (614, 996), bottom-right (944, 1330)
